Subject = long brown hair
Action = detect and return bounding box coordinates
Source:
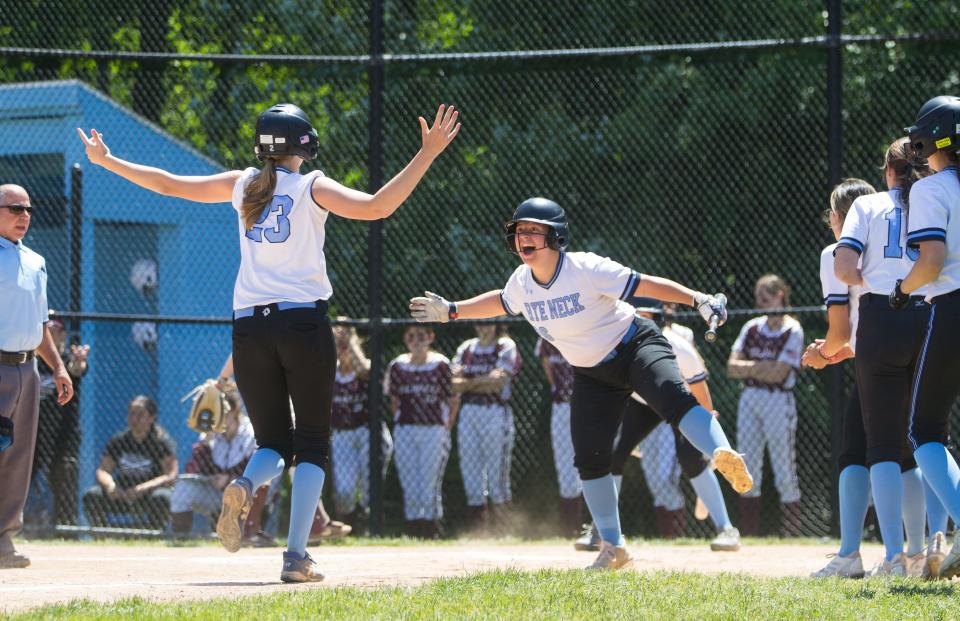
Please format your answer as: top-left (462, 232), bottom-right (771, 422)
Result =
top-left (885, 137), bottom-right (930, 212)
top-left (826, 178), bottom-right (875, 226)
top-left (240, 158), bottom-right (278, 230)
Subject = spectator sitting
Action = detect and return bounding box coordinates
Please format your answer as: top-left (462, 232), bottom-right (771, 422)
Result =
top-left (83, 395), bottom-right (177, 530)
top-left (169, 391), bottom-right (256, 539)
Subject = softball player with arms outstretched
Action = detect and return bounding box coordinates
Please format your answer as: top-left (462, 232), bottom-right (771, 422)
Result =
top-left (78, 102), bottom-right (460, 582)
top-left (890, 96), bottom-right (960, 578)
top-left (330, 322), bottom-right (392, 527)
top-left (535, 337), bottom-right (583, 537)
top-left (386, 325), bottom-right (459, 539)
top-left (452, 325), bottom-right (520, 534)
top-left (410, 197), bottom-right (750, 569)
top-left (834, 137), bottom-right (937, 576)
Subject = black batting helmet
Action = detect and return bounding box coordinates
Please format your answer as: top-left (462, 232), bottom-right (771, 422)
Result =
top-left (905, 96), bottom-right (960, 158)
top-left (504, 197), bottom-right (570, 254)
top-left (254, 103), bottom-right (319, 161)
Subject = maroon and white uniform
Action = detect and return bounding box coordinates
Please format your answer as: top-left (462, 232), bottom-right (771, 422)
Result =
top-left (536, 338), bottom-right (580, 500)
top-left (453, 336), bottom-right (520, 507)
top-left (384, 352), bottom-right (453, 520)
top-left (732, 316), bottom-right (804, 502)
top-left (330, 370), bottom-right (392, 515)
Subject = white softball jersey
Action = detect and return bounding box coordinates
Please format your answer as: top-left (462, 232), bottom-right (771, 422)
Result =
top-left (732, 316), bottom-right (804, 390)
top-left (452, 336), bottom-right (520, 404)
top-left (837, 189), bottom-right (927, 297)
top-left (907, 166), bottom-right (960, 297)
top-left (820, 243), bottom-right (862, 352)
top-left (230, 165), bottom-right (333, 309)
top-left (500, 251), bottom-right (639, 367)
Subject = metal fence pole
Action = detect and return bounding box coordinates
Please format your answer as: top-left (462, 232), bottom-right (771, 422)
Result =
top-left (366, 0), bottom-right (386, 537)
top-left (69, 163), bottom-right (83, 338)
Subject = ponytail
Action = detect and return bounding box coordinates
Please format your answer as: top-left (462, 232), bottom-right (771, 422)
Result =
top-left (240, 158), bottom-right (278, 230)
top-left (885, 137), bottom-right (930, 213)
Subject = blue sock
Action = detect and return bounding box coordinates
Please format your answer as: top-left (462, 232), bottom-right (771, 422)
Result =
top-left (870, 462), bottom-right (904, 561)
top-left (581, 476), bottom-right (623, 546)
top-left (286, 463), bottom-right (326, 556)
top-left (923, 473), bottom-right (949, 535)
top-left (837, 466), bottom-right (870, 557)
top-left (241, 448), bottom-right (285, 489)
top-left (690, 469), bottom-right (731, 530)
top-left (915, 442), bottom-right (960, 524)
top-left (677, 406), bottom-right (731, 456)
top-left (612, 474), bottom-right (623, 494)
top-left (901, 467), bottom-right (926, 556)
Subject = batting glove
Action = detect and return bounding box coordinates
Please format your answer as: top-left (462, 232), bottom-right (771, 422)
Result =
top-left (694, 292), bottom-right (728, 326)
top-left (409, 291), bottom-right (457, 323)
top-left (889, 279), bottom-right (910, 310)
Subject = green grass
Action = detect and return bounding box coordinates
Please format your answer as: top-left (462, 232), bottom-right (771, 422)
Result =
top-left (10, 570), bottom-right (960, 621)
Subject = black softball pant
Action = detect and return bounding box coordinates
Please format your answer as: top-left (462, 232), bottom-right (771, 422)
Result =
top-left (232, 301), bottom-right (336, 469)
top-left (855, 294), bottom-right (930, 466)
top-left (570, 317), bottom-right (700, 481)
top-left (611, 398), bottom-right (708, 479)
top-left (839, 376), bottom-right (916, 472)
top-left (908, 290), bottom-right (960, 450)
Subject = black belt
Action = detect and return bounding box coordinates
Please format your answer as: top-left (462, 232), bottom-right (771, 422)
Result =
top-left (0, 350), bottom-right (35, 365)
top-left (234, 299), bottom-right (329, 319)
top-left (861, 293), bottom-right (926, 307)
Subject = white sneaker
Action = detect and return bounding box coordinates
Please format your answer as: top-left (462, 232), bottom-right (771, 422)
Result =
top-left (810, 552), bottom-right (865, 578)
top-left (866, 553), bottom-right (907, 578)
top-left (937, 531), bottom-right (960, 580)
top-left (694, 496), bottom-right (709, 521)
top-left (574, 523), bottom-right (601, 552)
top-left (710, 526), bottom-right (741, 552)
top-left (588, 540), bottom-right (634, 570)
top-left (712, 448), bottom-right (754, 494)
top-left (905, 552), bottom-right (926, 577)
top-left (924, 531), bottom-right (947, 580)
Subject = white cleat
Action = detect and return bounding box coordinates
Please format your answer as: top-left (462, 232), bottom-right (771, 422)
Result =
top-left (574, 523), bottom-right (601, 552)
top-left (905, 552), bottom-right (926, 578)
top-left (866, 553), bottom-right (907, 578)
top-left (924, 531), bottom-right (947, 580)
top-left (937, 532), bottom-right (960, 580)
top-left (712, 448), bottom-right (754, 494)
top-left (588, 540), bottom-right (634, 570)
top-left (710, 526), bottom-right (741, 552)
top-left (810, 551), bottom-right (865, 578)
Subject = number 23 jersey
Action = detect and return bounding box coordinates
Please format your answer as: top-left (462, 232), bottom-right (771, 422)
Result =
top-left (500, 251), bottom-right (639, 367)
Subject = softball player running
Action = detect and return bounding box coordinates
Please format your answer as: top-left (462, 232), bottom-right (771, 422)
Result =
top-left (726, 274), bottom-right (804, 537)
top-left (536, 337), bottom-right (584, 537)
top-left (78, 102), bottom-right (460, 582)
top-left (452, 325), bottom-right (520, 534)
top-left (893, 96), bottom-right (960, 579)
top-left (834, 137), bottom-right (935, 576)
top-left (410, 197), bottom-right (750, 570)
top-left (330, 323), bottom-right (392, 528)
top-left (386, 325), bottom-right (459, 539)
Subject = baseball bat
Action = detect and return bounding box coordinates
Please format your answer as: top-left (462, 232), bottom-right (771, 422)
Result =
top-left (704, 293), bottom-right (727, 343)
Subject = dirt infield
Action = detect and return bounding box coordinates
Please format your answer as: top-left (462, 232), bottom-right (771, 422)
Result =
top-left (0, 541), bottom-right (884, 613)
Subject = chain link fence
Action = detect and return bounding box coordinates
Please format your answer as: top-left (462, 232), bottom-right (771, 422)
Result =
top-left (3, 0), bottom-right (960, 543)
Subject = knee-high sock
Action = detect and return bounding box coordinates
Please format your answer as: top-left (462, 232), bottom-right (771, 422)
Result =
top-left (690, 469), bottom-right (732, 530)
top-left (837, 465), bottom-right (870, 557)
top-left (677, 406), bottom-right (731, 456)
top-left (286, 463), bottom-right (326, 557)
top-left (241, 448), bottom-right (285, 490)
top-left (923, 473), bottom-right (949, 535)
top-left (914, 442), bottom-right (960, 525)
top-left (870, 462), bottom-right (904, 561)
top-left (612, 474), bottom-right (623, 494)
top-left (581, 476), bottom-right (623, 546)
top-left (901, 467), bottom-right (926, 556)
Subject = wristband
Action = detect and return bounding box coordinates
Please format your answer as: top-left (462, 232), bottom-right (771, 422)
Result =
top-left (448, 301), bottom-right (459, 321)
top-left (816, 347), bottom-right (835, 363)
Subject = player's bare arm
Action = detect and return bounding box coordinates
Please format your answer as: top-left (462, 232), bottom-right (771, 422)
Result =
top-left (688, 379), bottom-right (714, 411)
top-left (726, 351), bottom-right (756, 380)
top-left (900, 240), bottom-right (947, 294)
top-left (36, 324), bottom-right (74, 405)
top-left (77, 128), bottom-right (242, 203)
top-left (409, 289), bottom-right (506, 323)
top-left (833, 246), bottom-right (864, 286)
top-left (632, 275), bottom-right (727, 327)
top-left (312, 105), bottom-right (460, 221)
top-left (445, 395), bottom-right (461, 432)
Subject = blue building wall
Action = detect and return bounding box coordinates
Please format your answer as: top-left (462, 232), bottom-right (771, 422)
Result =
top-left (0, 81), bottom-right (238, 519)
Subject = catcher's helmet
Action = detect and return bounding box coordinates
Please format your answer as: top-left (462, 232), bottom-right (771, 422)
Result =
top-left (504, 197), bottom-right (570, 254)
top-left (254, 103), bottom-right (319, 161)
top-left (905, 96), bottom-right (960, 158)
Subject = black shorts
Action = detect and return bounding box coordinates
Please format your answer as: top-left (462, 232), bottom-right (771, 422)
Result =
top-left (855, 294), bottom-right (930, 466)
top-left (570, 317), bottom-right (700, 480)
top-left (232, 300), bottom-right (336, 469)
top-left (612, 398), bottom-right (708, 479)
top-left (909, 289), bottom-right (960, 449)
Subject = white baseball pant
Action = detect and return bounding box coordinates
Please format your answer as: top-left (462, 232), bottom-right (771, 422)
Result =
top-left (331, 423), bottom-right (394, 514)
top-left (393, 424), bottom-right (450, 520)
top-left (639, 422), bottom-right (684, 511)
top-left (550, 402), bottom-right (581, 499)
top-left (457, 403), bottom-right (515, 506)
top-left (736, 387), bottom-right (800, 502)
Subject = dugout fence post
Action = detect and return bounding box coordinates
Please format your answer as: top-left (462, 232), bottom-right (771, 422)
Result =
top-left (366, 0), bottom-right (386, 537)
top-left (69, 164), bottom-right (83, 338)
top-left (825, 0), bottom-right (844, 538)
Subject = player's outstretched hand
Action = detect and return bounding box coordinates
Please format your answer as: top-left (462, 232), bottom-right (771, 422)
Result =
top-left (410, 291), bottom-right (453, 323)
top-left (694, 292), bottom-right (727, 326)
top-left (419, 105), bottom-right (461, 159)
top-left (76, 128), bottom-right (110, 166)
top-left (801, 340), bottom-right (828, 370)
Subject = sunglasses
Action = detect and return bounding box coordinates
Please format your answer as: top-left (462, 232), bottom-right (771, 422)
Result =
top-left (0, 203), bottom-right (33, 215)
